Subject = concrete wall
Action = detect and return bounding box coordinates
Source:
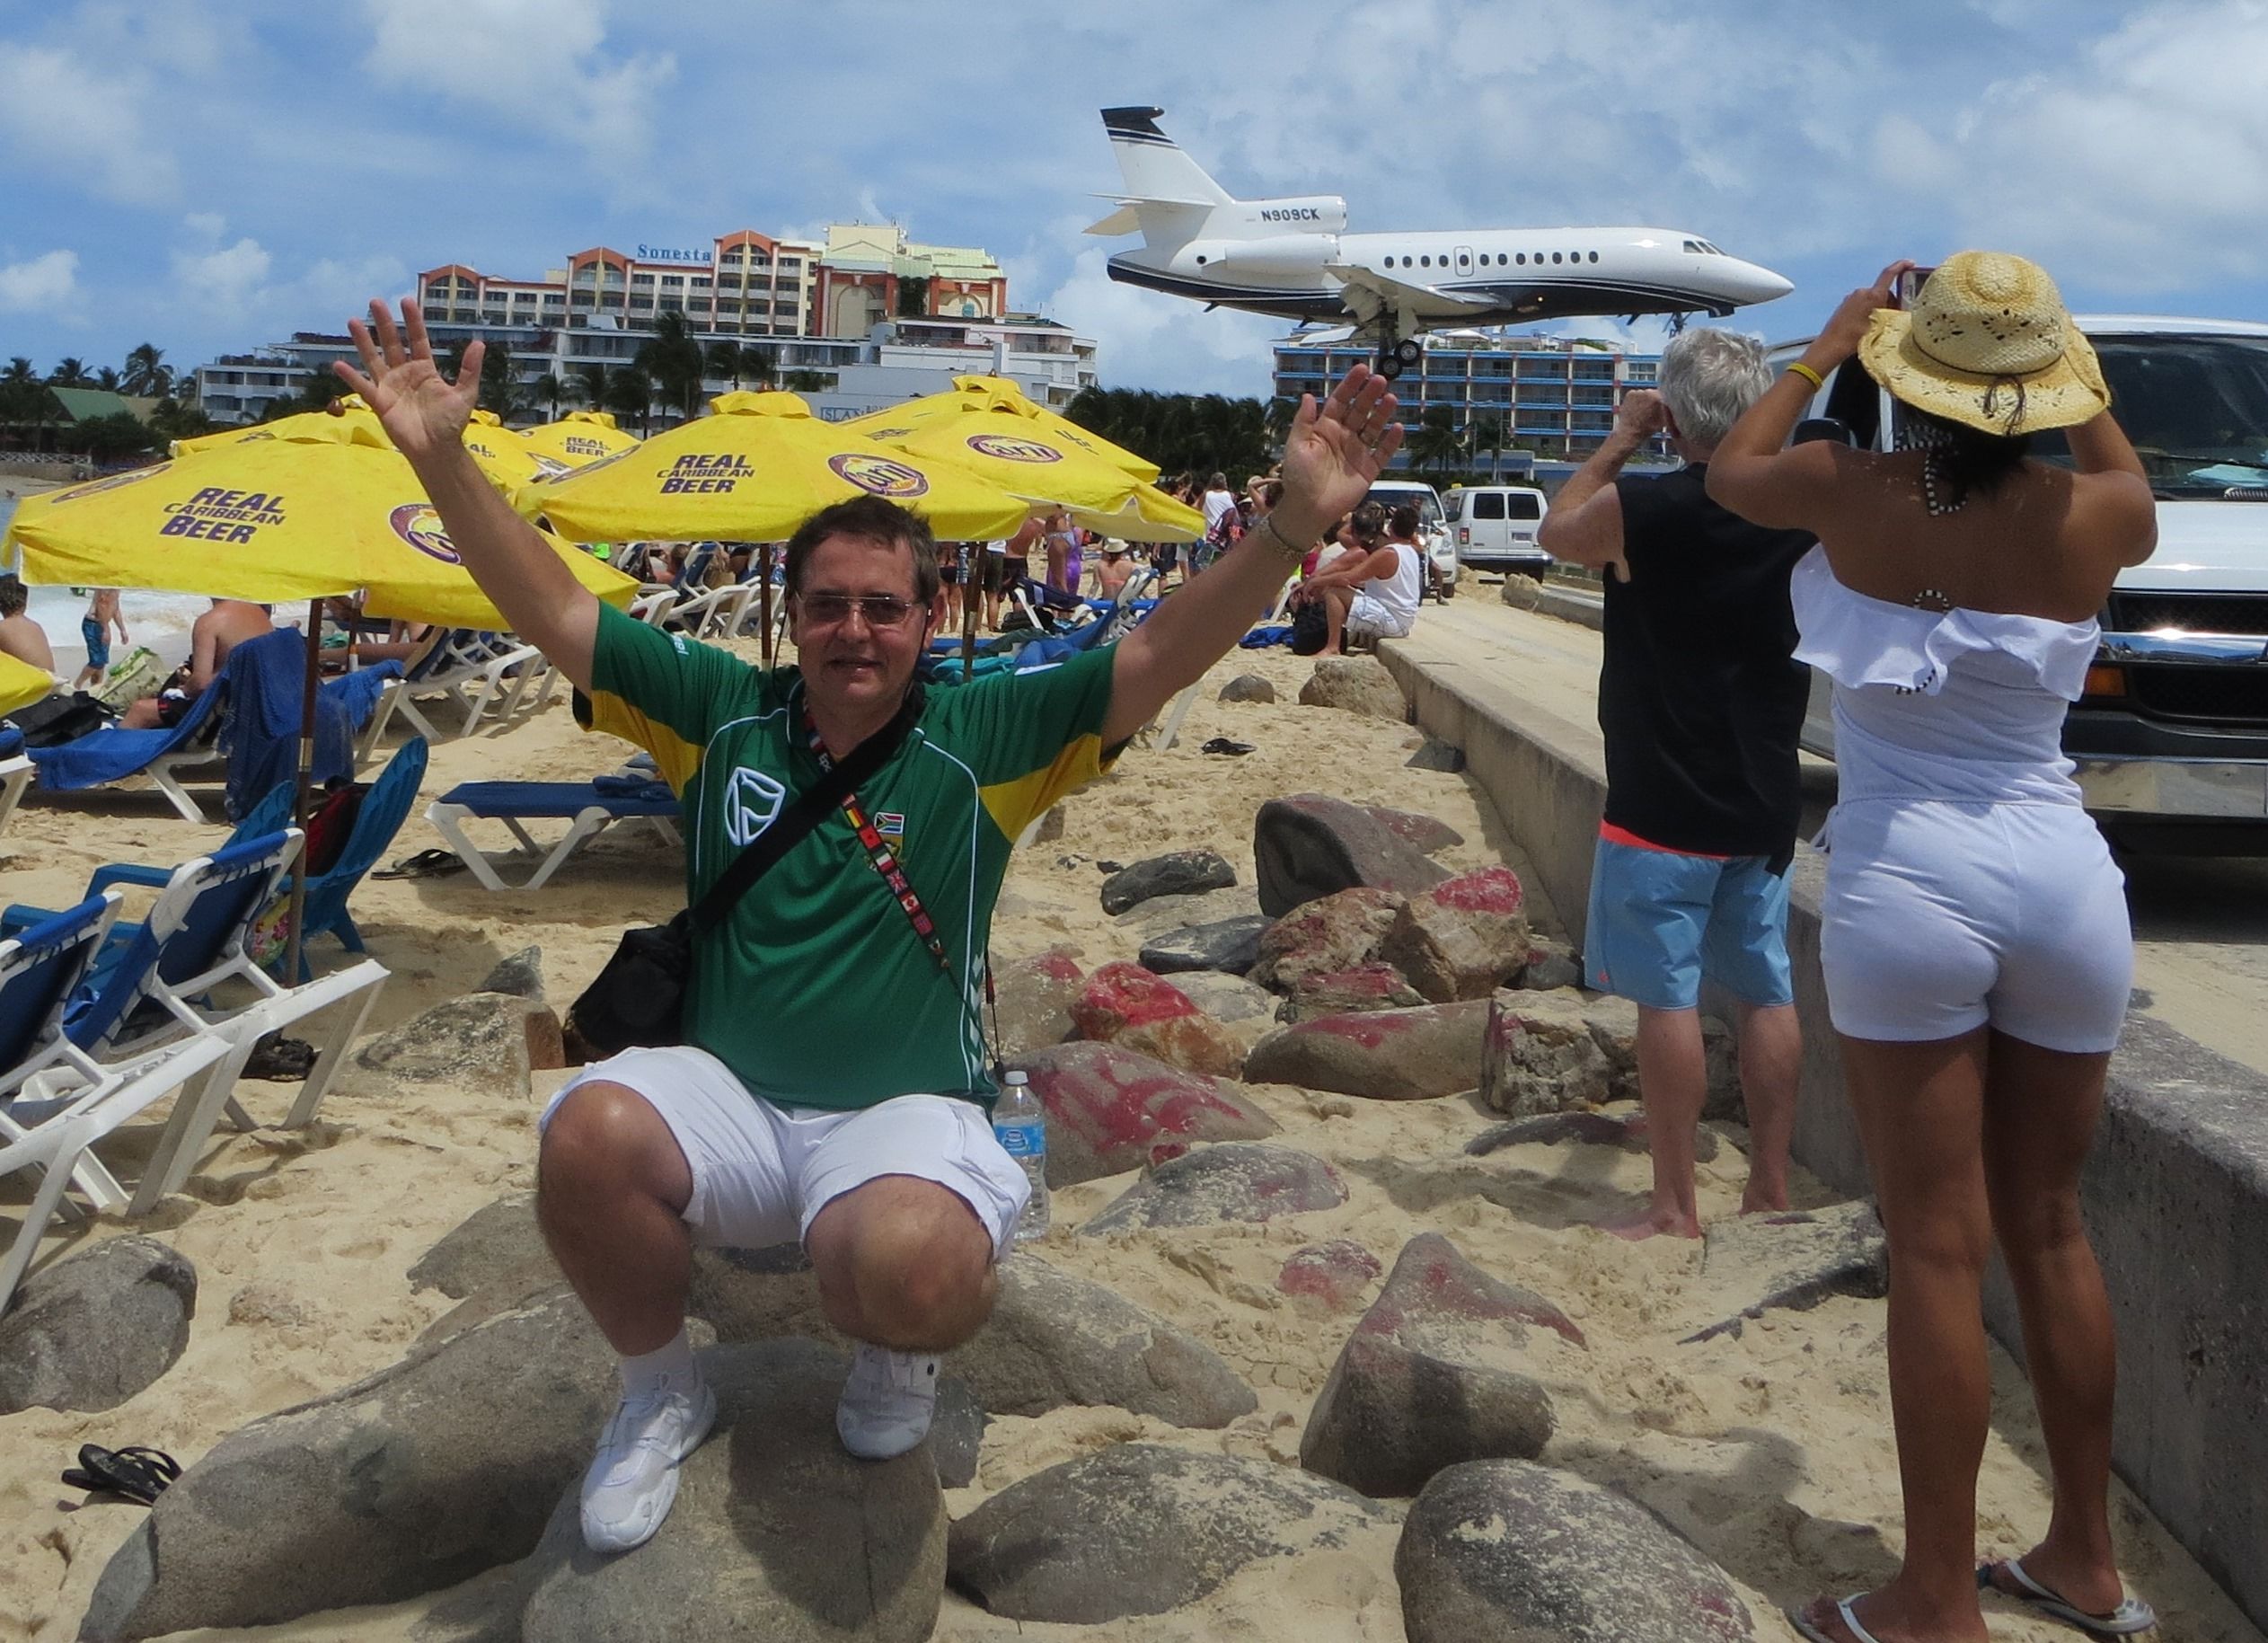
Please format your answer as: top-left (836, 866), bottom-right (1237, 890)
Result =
top-left (1378, 636), bottom-right (2268, 1631)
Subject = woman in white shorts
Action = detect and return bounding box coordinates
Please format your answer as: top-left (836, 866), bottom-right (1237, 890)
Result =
top-left (1708, 254), bottom-right (2161, 1643)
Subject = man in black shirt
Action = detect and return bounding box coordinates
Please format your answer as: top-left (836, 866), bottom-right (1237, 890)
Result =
top-left (1536, 329), bottom-right (1813, 1240)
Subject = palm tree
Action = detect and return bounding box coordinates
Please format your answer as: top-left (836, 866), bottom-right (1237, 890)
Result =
top-left (572, 363), bottom-right (609, 413)
top-left (1466, 411), bottom-right (1508, 483)
top-left (120, 342), bottom-right (172, 398)
top-left (1405, 405), bottom-right (1465, 475)
top-left (531, 372), bottom-right (569, 420)
top-left (634, 311), bottom-right (705, 423)
top-left (95, 367), bottom-right (122, 391)
top-left (2, 358), bottom-right (35, 385)
top-left (603, 365), bottom-right (657, 434)
top-left (738, 343), bottom-right (778, 390)
top-left (781, 368), bottom-right (834, 394)
top-left (48, 358), bottom-right (93, 387)
top-left (704, 340), bottom-right (744, 391)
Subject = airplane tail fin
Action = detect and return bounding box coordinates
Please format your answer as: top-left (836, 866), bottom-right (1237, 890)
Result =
top-left (1088, 106), bottom-right (1231, 244)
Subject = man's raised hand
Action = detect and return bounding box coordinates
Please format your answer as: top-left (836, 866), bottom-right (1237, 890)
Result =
top-left (333, 300), bottom-right (482, 464)
top-left (1277, 364), bottom-right (1403, 530)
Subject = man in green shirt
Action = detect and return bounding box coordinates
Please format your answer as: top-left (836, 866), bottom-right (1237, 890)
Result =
top-left (339, 299), bottom-right (1402, 1554)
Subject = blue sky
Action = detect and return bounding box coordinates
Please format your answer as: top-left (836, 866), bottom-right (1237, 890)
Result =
top-left (2, 0), bottom-right (2264, 397)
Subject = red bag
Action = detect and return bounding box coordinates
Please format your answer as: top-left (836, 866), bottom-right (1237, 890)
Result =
top-left (302, 780), bottom-right (368, 875)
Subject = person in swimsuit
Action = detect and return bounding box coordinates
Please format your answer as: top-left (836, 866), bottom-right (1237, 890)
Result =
top-left (1708, 254), bottom-right (2160, 1643)
top-left (75, 588), bottom-right (128, 690)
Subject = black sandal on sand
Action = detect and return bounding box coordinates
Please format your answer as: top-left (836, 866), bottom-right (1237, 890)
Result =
top-left (1199, 738), bottom-right (1256, 755)
top-left (374, 847), bottom-right (468, 880)
top-left (62, 1444), bottom-right (181, 1506)
top-left (243, 1033), bottom-right (316, 1082)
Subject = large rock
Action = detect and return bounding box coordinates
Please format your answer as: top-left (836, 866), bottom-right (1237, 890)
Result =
top-left (353, 994), bottom-right (565, 1094)
top-left (1068, 962), bottom-right (1246, 1080)
top-left (987, 947), bottom-right (1085, 1058)
top-left (1478, 991), bottom-right (1615, 1117)
top-left (474, 946), bottom-right (544, 1002)
top-left (1249, 887), bottom-right (1405, 992)
top-left (1500, 574), bottom-right (1543, 609)
top-left (1381, 867), bottom-right (1531, 1002)
top-left (1099, 849), bottom-right (1237, 915)
top-left (1081, 1143), bottom-right (1348, 1235)
top-left (1682, 1202), bottom-right (1890, 1344)
top-left (1363, 806), bottom-right (1463, 854)
top-left (1276, 1241), bottom-right (1385, 1313)
top-left (408, 1193), bottom-right (549, 1301)
top-left (1216, 673), bottom-right (1277, 703)
top-left (690, 1250), bottom-right (1258, 1429)
top-left (1167, 972), bottom-right (1283, 1054)
top-left (1111, 883), bottom-right (1263, 943)
top-left (1467, 1109), bottom-right (1720, 1166)
top-left (79, 1290), bottom-right (616, 1641)
top-left (1252, 794), bottom-right (1449, 917)
top-left (518, 1339), bottom-right (944, 1643)
top-left (1518, 939), bottom-right (1582, 991)
top-left (1008, 1040), bottom-right (1277, 1187)
top-left (0, 1236), bottom-right (195, 1416)
top-left (949, 1444), bottom-right (1391, 1624)
top-left (1137, 914), bottom-right (1268, 976)
top-left (1275, 963), bottom-right (1426, 1023)
top-left (1243, 1002), bottom-right (1491, 1101)
top-left (1297, 656), bottom-right (1406, 720)
top-left (1398, 1460), bottom-right (1755, 1642)
top-left (1301, 1234), bottom-right (1584, 1498)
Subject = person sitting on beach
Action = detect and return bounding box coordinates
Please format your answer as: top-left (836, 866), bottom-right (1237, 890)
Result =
top-left (74, 588), bottom-right (128, 691)
top-left (336, 296), bottom-right (1403, 1557)
top-left (1533, 328), bottom-right (1811, 1243)
top-left (0, 575), bottom-right (57, 675)
top-left (1708, 255), bottom-right (2159, 1643)
top-left (1095, 540), bottom-right (1136, 603)
top-left (118, 599), bottom-right (275, 729)
top-left (1291, 499), bottom-right (1422, 653)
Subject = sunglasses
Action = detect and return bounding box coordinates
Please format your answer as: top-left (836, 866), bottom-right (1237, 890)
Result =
top-left (797, 593), bottom-right (924, 628)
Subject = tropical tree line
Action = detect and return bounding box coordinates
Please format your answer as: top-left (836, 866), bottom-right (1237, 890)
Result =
top-left (1063, 386), bottom-right (1276, 483)
top-left (0, 343), bottom-right (214, 458)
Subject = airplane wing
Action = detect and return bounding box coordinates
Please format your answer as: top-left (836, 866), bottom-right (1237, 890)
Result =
top-left (1325, 262), bottom-right (1496, 322)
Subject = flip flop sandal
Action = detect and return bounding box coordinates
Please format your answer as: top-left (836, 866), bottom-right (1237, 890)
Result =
top-left (1787, 1596), bottom-right (1885, 1643)
top-left (374, 847), bottom-right (468, 880)
top-left (1981, 1559), bottom-right (2158, 1637)
top-left (62, 1444), bottom-right (181, 1506)
top-left (243, 1033), bottom-right (317, 1082)
top-left (1199, 738), bottom-right (1256, 755)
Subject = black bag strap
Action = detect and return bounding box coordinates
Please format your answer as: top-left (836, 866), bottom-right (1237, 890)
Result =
top-left (685, 684), bottom-right (923, 938)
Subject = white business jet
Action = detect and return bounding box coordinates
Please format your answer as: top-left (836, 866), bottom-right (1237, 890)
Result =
top-left (1089, 106), bottom-right (1794, 377)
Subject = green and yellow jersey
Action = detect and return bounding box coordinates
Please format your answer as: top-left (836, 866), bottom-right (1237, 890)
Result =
top-left (577, 602), bottom-right (1117, 1110)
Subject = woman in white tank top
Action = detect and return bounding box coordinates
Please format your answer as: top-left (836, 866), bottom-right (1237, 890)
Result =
top-left (1708, 256), bottom-right (2161, 1643)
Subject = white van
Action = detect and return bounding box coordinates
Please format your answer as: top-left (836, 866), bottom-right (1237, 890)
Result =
top-left (1443, 484), bottom-right (1551, 575)
top-left (1781, 314), bottom-right (2268, 852)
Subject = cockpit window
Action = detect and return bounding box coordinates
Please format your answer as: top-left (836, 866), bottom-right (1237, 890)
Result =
top-left (1682, 240), bottom-right (1701, 252)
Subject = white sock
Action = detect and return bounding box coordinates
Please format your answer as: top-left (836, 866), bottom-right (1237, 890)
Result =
top-left (620, 1328), bottom-right (698, 1400)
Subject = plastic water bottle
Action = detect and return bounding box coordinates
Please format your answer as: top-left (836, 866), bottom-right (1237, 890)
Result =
top-left (992, 1071), bottom-right (1051, 1239)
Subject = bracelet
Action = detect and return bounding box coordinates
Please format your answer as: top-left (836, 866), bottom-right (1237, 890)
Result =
top-left (1250, 512), bottom-right (1307, 565)
top-left (1785, 361), bottom-right (1826, 391)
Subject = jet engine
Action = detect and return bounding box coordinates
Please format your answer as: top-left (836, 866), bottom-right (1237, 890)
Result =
top-left (1221, 195), bottom-right (1348, 234)
top-left (1172, 234), bottom-right (1340, 280)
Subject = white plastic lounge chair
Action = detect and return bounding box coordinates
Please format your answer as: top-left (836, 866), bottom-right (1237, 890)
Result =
top-left (391, 631), bottom-right (556, 740)
top-left (424, 779), bottom-right (682, 892)
top-left (0, 752), bottom-right (30, 841)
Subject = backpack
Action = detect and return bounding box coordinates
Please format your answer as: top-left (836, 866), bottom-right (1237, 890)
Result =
top-left (2, 692), bottom-right (111, 749)
top-left (1289, 599), bottom-right (1329, 656)
top-left (302, 778), bottom-right (369, 875)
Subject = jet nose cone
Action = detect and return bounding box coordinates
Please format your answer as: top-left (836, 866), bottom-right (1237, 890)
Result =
top-left (1740, 261), bottom-right (1796, 303)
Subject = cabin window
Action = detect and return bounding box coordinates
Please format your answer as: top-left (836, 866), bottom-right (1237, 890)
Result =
top-left (1497, 253), bottom-right (1508, 265)
top-left (1551, 252), bottom-right (1562, 264)
top-left (1515, 253), bottom-right (1525, 265)
top-left (1589, 252), bottom-right (1600, 263)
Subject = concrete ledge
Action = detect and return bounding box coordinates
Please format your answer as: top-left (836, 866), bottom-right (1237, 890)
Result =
top-left (1378, 632), bottom-right (2268, 1631)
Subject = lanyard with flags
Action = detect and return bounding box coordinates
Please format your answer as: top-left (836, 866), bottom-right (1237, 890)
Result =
top-left (802, 700), bottom-right (951, 976)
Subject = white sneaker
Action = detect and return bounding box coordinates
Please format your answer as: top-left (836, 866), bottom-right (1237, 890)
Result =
top-left (578, 1379), bottom-right (717, 1553)
top-left (835, 1344), bottom-right (938, 1459)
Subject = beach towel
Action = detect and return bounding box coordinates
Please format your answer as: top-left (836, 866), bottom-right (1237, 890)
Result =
top-left (220, 630), bottom-right (353, 823)
top-left (0, 725), bottom-right (22, 756)
top-left (28, 681), bottom-right (225, 790)
top-left (324, 659), bottom-right (403, 731)
top-left (1239, 623), bottom-right (1294, 649)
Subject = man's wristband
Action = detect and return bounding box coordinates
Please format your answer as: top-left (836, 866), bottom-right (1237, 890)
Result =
top-left (1785, 361), bottom-right (1825, 392)
top-left (1250, 512), bottom-right (1308, 565)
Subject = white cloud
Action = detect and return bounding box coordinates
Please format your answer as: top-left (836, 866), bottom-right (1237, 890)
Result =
top-left (0, 250), bottom-right (80, 314)
top-left (172, 237), bottom-right (274, 314)
top-left (0, 44), bottom-right (177, 205)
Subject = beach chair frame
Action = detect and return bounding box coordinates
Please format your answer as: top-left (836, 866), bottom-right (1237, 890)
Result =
top-left (0, 753), bottom-right (29, 840)
top-left (424, 783), bottom-right (683, 892)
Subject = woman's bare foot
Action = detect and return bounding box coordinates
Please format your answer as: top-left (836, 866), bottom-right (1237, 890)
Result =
top-left (1596, 1202), bottom-right (1700, 1241)
top-left (1982, 1550), bottom-right (2131, 1623)
top-left (1794, 1589), bottom-right (1987, 1643)
top-left (1738, 1182), bottom-right (1791, 1215)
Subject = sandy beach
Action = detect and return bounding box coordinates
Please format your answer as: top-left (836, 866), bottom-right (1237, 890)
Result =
top-left (0, 632), bottom-right (2258, 1643)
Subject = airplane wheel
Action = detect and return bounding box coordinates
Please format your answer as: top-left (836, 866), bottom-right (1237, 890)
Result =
top-left (1393, 339), bottom-right (1424, 367)
top-left (1378, 354), bottom-right (1405, 382)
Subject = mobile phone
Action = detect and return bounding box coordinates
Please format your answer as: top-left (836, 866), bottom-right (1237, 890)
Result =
top-left (1895, 265), bottom-right (1936, 308)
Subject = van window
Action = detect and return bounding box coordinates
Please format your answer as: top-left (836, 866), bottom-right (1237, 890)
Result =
top-left (1472, 492), bottom-right (1505, 519)
top-left (1443, 493), bottom-right (1463, 521)
top-left (1507, 493), bottom-right (1542, 520)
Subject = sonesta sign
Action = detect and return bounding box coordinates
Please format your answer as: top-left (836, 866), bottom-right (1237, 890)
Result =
top-left (635, 243), bottom-right (713, 266)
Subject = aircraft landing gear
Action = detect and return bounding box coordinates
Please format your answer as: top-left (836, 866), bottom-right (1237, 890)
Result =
top-left (1373, 335), bottom-right (1424, 381)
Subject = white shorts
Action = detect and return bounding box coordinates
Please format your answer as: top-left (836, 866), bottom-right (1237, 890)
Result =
top-left (542, 1045), bottom-right (1030, 1255)
top-left (1346, 592), bottom-right (1411, 640)
top-left (1819, 799), bottom-right (2132, 1054)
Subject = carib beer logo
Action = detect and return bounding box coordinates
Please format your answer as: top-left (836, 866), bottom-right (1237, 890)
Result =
top-left (827, 453), bottom-right (930, 499)
top-left (966, 434), bottom-right (1062, 464)
top-left (388, 502), bottom-right (462, 563)
top-left (159, 486), bottom-right (287, 543)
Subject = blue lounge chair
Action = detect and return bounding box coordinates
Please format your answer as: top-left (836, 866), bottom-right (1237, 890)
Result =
top-left (423, 776), bottom-right (681, 891)
top-left (28, 677), bottom-right (226, 822)
top-left (0, 894), bottom-right (239, 1308)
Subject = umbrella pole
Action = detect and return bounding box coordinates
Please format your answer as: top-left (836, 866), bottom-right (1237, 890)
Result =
top-left (285, 599), bottom-right (318, 983)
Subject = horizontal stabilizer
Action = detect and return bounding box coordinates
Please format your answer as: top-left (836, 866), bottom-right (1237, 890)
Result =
top-left (1085, 205), bottom-right (1142, 236)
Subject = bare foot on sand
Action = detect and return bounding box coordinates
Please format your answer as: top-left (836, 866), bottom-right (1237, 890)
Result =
top-left (1597, 1204), bottom-right (1701, 1241)
top-left (1739, 1184), bottom-right (1791, 1215)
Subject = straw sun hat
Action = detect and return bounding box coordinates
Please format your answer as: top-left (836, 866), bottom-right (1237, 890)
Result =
top-left (1858, 251), bottom-right (2109, 437)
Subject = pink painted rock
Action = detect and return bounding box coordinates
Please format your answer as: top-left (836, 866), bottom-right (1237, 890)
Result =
top-left (1070, 962), bottom-right (1246, 1080)
top-left (1381, 867), bottom-right (1531, 1003)
top-left (1277, 1241), bottom-right (1385, 1312)
top-left (1276, 963), bottom-right (1426, 1024)
top-left (1008, 1042), bottom-right (1278, 1188)
top-left (1301, 1233), bottom-right (1586, 1497)
top-left (1363, 806), bottom-right (1464, 854)
top-left (1477, 992), bottom-right (1612, 1117)
top-left (1252, 793), bottom-right (1450, 918)
top-left (1080, 1143), bottom-right (1348, 1235)
top-left (1249, 887), bottom-right (1407, 993)
top-left (991, 948), bottom-right (1086, 1057)
top-left (1243, 1002), bottom-right (1491, 1101)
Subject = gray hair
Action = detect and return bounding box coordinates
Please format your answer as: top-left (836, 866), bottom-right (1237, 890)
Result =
top-left (1657, 327), bottom-right (1774, 447)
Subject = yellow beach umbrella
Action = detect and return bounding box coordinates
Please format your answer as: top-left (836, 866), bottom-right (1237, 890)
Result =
top-left (846, 376), bottom-right (1161, 483)
top-left (844, 402), bottom-right (1157, 526)
top-left (1062, 481), bottom-right (1207, 543)
top-left (4, 437), bottom-right (637, 630)
top-left (178, 400), bottom-right (544, 495)
top-left (518, 411), bottom-right (640, 474)
top-left (0, 650), bottom-right (49, 718)
top-left (516, 390), bottom-right (1032, 543)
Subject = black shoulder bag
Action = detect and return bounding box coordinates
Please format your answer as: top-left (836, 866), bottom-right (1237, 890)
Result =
top-left (564, 686), bottom-right (923, 1060)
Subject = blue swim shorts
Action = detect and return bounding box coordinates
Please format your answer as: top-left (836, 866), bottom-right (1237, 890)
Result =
top-left (1584, 827), bottom-right (1794, 1011)
top-left (81, 616), bottom-right (110, 672)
